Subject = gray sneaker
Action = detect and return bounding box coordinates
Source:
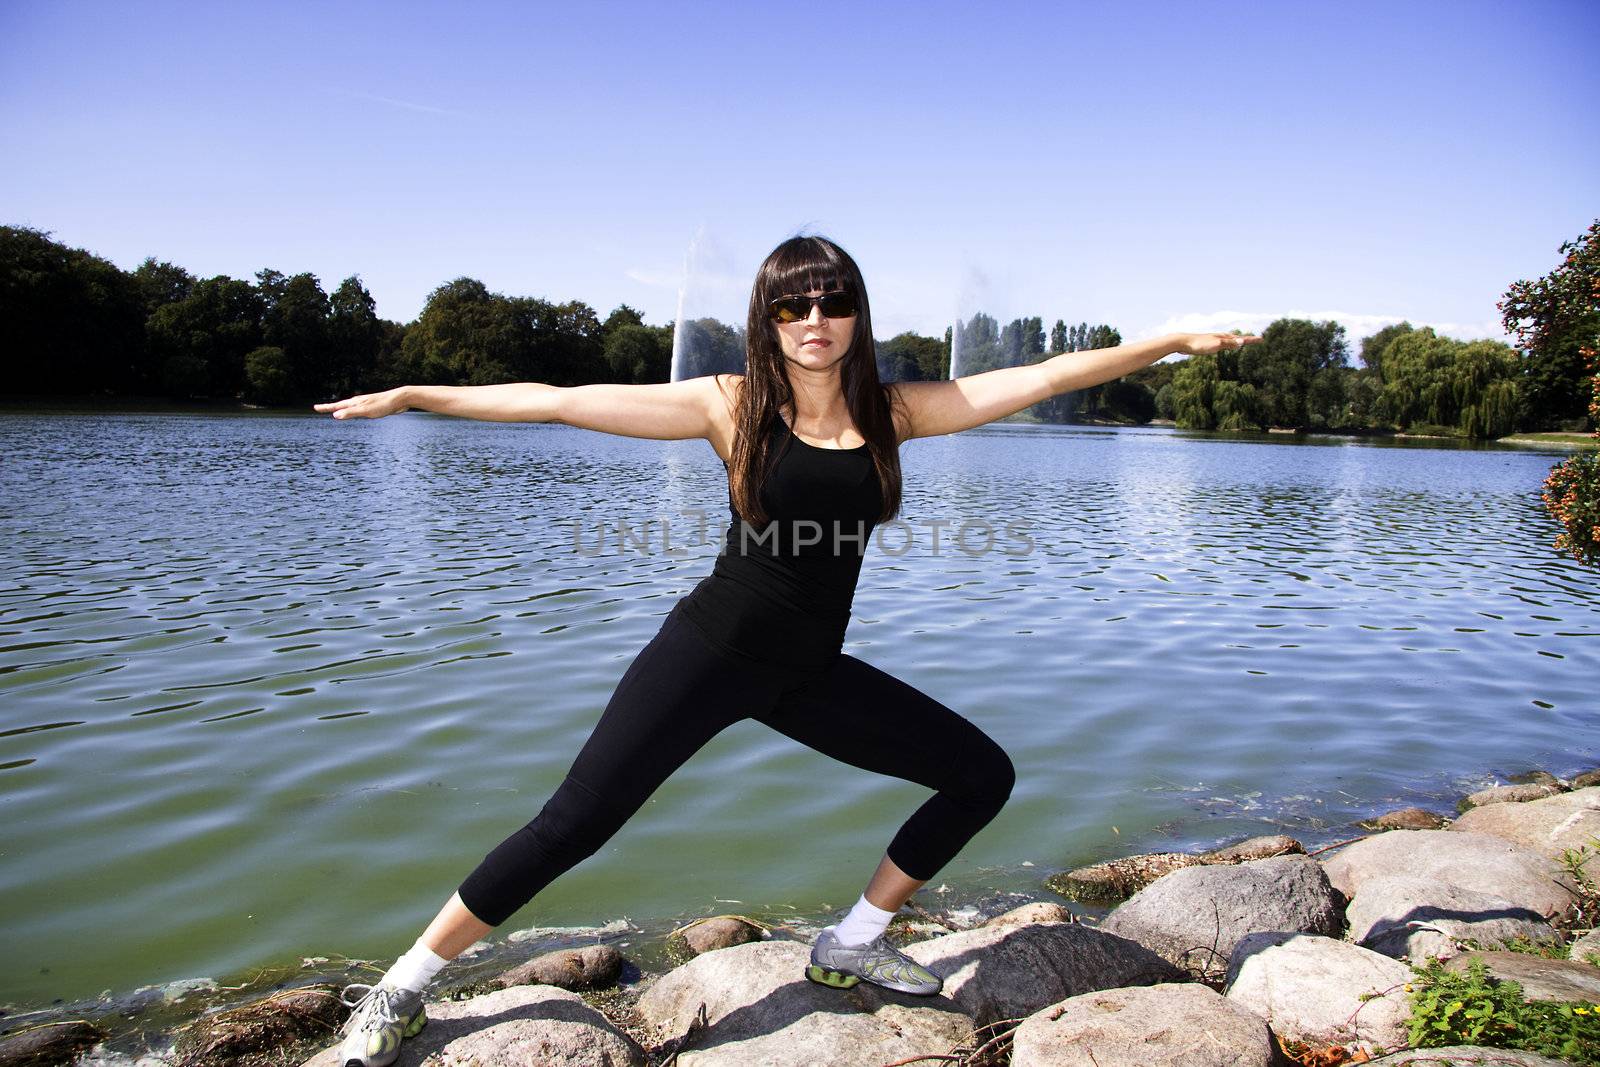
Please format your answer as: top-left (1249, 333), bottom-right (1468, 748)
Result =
top-left (337, 982), bottom-right (427, 1067)
top-left (806, 926), bottom-right (943, 995)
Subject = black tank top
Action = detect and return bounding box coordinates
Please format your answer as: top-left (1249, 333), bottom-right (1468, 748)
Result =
top-left (674, 413), bottom-right (885, 668)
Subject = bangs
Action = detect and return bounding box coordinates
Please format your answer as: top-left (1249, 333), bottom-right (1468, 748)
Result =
top-left (762, 239), bottom-right (851, 300)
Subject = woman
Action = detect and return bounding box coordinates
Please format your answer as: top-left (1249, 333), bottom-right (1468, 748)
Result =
top-left (314, 235), bottom-right (1259, 1067)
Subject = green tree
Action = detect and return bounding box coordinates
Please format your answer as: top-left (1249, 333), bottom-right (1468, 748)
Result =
top-left (603, 323), bottom-right (670, 383)
top-left (518, 298), bottom-right (606, 385)
top-left (1377, 328), bottom-right (1521, 437)
top-left (878, 331), bottom-right (945, 382)
top-left (400, 278), bottom-right (517, 385)
top-left (1049, 319), bottom-right (1067, 354)
top-left (1237, 319), bottom-right (1349, 429)
top-left (244, 345), bottom-right (293, 405)
top-left (601, 304), bottom-right (645, 336)
top-left (1502, 219), bottom-right (1599, 431)
top-left (1169, 352), bottom-right (1219, 430)
top-left (1358, 321), bottom-right (1414, 382)
top-left (1154, 383), bottom-right (1176, 420)
top-left (259, 271), bottom-right (331, 401)
top-left (145, 275), bottom-right (265, 398)
top-left (955, 312), bottom-right (1003, 374)
top-left (131, 258), bottom-right (196, 317)
top-left (1100, 378), bottom-right (1157, 423)
top-left (0, 225), bottom-right (146, 395)
top-left (327, 276), bottom-right (383, 399)
top-left (675, 316), bottom-right (744, 379)
top-left (1029, 322), bottom-right (1123, 422)
top-left (1022, 316), bottom-right (1045, 357)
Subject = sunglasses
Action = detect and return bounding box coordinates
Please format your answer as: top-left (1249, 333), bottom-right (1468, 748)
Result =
top-left (767, 290), bottom-right (858, 324)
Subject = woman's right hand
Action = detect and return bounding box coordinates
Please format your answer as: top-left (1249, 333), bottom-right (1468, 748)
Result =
top-left (313, 387), bottom-right (410, 420)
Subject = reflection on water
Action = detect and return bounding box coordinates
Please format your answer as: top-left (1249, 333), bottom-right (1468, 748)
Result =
top-left (1, 412), bottom-right (1596, 1011)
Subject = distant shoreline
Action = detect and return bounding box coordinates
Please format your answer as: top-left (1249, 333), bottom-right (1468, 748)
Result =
top-left (3, 396), bottom-right (1594, 448)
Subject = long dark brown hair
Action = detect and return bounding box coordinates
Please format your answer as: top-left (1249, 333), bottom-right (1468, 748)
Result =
top-left (725, 235), bottom-right (904, 527)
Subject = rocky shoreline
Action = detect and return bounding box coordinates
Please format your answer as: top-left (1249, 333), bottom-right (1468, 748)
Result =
top-left (6, 772), bottom-right (1600, 1067)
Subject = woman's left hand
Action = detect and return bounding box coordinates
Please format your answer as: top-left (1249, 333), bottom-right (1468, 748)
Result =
top-left (1178, 332), bottom-right (1264, 356)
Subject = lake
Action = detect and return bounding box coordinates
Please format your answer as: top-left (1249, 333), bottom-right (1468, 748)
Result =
top-left (2, 409), bottom-right (1596, 1016)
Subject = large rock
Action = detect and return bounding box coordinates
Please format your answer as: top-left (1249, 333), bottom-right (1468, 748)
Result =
top-left (1461, 782), bottom-right (1566, 808)
top-left (1224, 932), bottom-right (1411, 1054)
top-left (1047, 838), bottom-right (1307, 905)
top-left (1363, 807), bottom-right (1448, 831)
top-left (1320, 830), bottom-right (1575, 918)
top-left (176, 985), bottom-right (345, 1067)
top-left (1199, 834), bottom-right (1305, 863)
top-left (900, 920), bottom-right (1183, 1027)
top-left (1442, 949), bottom-right (1600, 1002)
top-left (677, 916), bottom-right (764, 955)
top-left (1345, 875), bottom-right (1559, 960)
top-left (1046, 853), bottom-right (1202, 903)
top-left (634, 940), bottom-right (970, 1067)
top-left (1572, 769), bottom-right (1600, 790)
top-left (0, 1020), bottom-right (107, 1067)
top-left (1008, 983), bottom-right (1275, 1067)
top-left (1100, 855), bottom-right (1342, 976)
top-left (1568, 926), bottom-right (1600, 965)
top-left (299, 984), bottom-right (645, 1067)
top-left (1364, 1048), bottom-right (1576, 1066)
top-left (985, 901), bottom-right (1074, 931)
top-left (496, 944), bottom-right (625, 990)
top-left (1449, 785), bottom-right (1600, 862)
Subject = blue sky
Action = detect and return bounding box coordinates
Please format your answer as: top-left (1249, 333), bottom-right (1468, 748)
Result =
top-left (3, 0), bottom-right (1596, 351)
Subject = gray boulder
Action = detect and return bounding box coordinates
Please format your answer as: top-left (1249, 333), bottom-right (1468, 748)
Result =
top-left (300, 984), bottom-right (645, 1066)
top-left (1363, 807), bottom-right (1448, 831)
top-left (900, 920), bottom-right (1183, 1027)
top-left (1224, 932), bottom-right (1411, 1054)
top-left (1443, 949), bottom-right (1600, 1002)
top-left (1345, 875), bottom-right (1559, 961)
top-left (633, 939), bottom-right (971, 1067)
top-left (1462, 782), bottom-right (1566, 808)
top-left (1320, 830), bottom-right (1575, 918)
top-left (1100, 855), bottom-right (1342, 977)
top-left (1008, 983), bottom-right (1275, 1067)
top-left (1568, 926), bottom-right (1600, 965)
top-left (1449, 785), bottom-right (1600, 862)
top-left (496, 944), bottom-right (625, 990)
top-left (1364, 1048), bottom-right (1576, 1066)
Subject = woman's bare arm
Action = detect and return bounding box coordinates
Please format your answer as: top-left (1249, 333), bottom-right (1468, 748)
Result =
top-left (889, 332), bottom-right (1260, 441)
top-left (313, 374), bottom-right (735, 442)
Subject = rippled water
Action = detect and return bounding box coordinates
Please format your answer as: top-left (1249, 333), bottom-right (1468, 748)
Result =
top-left (2, 410), bottom-right (1596, 1011)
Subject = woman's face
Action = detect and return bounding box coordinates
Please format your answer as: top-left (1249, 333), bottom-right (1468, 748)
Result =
top-left (771, 289), bottom-right (856, 370)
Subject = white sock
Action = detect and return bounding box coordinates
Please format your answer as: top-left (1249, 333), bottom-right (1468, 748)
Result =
top-left (833, 894), bottom-right (897, 946)
top-left (380, 940), bottom-right (449, 992)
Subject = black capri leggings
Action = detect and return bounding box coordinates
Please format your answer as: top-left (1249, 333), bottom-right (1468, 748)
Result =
top-left (457, 604), bottom-right (1016, 927)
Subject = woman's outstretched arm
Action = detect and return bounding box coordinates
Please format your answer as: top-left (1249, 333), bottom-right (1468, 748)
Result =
top-left (313, 375), bottom-right (736, 442)
top-left (889, 332), bottom-right (1260, 442)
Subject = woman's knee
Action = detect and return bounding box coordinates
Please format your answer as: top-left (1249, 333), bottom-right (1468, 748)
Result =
top-left (949, 734), bottom-right (1015, 810)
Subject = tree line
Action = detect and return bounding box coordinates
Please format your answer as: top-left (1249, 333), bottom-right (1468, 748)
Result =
top-left (0, 225), bottom-right (673, 405)
top-left (1, 223), bottom-right (1590, 441)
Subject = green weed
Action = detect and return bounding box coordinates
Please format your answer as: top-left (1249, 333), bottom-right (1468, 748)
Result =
top-left (1405, 958), bottom-right (1600, 1064)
